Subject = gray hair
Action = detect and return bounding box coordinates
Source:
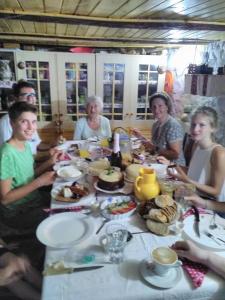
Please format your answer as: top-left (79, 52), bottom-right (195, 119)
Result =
top-left (85, 95), bottom-right (103, 111)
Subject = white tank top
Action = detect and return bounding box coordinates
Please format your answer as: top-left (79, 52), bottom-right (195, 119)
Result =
top-left (187, 144), bottom-right (225, 202)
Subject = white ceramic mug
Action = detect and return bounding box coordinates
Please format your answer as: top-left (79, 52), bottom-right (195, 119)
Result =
top-left (151, 246), bottom-right (182, 277)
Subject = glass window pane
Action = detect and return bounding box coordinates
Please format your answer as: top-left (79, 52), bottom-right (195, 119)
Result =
top-left (150, 64), bottom-right (157, 71)
top-left (115, 64), bottom-right (124, 72)
top-left (139, 64), bottom-right (148, 71)
top-left (104, 64), bottom-right (113, 71)
top-left (39, 62), bottom-right (49, 69)
top-left (114, 115), bottom-right (122, 120)
top-left (150, 73), bottom-right (158, 81)
top-left (40, 81), bottom-right (50, 104)
top-left (148, 83), bottom-right (158, 96)
top-left (66, 70), bottom-right (76, 80)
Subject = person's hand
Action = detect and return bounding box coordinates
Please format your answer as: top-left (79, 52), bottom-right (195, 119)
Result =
top-left (184, 194), bottom-right (207, 209)
top-left (48, 149), bottom-right (64, 164)
top-left (142, 140), bottom-right (155, 151)
top-left (37, 171), bottom-right (56, 187)
top-left (156, 155), bottom-right (170, 165)
top-left (0, 253), bottom-right (30, 286)
top-left (131, 128), bottom-right (145, 139)
top-left (168, 165), bottom-right (190, 182)
top-left (171, 240), bottom-right (208, 264)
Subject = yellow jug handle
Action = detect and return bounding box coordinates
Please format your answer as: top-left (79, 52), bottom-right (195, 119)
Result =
top-left (135, 176), bottom-right (142, 193)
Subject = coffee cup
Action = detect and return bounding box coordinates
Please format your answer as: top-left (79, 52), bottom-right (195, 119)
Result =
top-left (151, 246), bottom-right (182, 277)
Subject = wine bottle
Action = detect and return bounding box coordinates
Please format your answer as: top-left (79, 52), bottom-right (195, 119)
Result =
top-left (110, 132), bottom-right (122, 169)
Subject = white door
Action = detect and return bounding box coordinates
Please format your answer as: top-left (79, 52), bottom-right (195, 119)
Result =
top-left (96, 54), bottom-right (133, 129)
top-left (15, 51), bottom-right (58, 128)
top-left (56, 53), bottom-right (95, 130)
top-left (96, 53), bottom-right (166, 131)
top-left (129, 55), bottom-right (166, 129)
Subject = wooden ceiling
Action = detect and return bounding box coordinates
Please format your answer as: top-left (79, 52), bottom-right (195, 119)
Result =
top-left (1, 0), bottom-right (225, 50)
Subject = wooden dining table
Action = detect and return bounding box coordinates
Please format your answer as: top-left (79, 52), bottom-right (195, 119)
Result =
top-left (40, 141), bottom-right (225, 300)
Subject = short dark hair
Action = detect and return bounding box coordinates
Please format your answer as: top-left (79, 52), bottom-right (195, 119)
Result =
top-left (149, 92), bottom-right (173, 114)
top-left (12, 80), bottom-right (35, 97)
top-left (9, 101), bottom-right (37, 122)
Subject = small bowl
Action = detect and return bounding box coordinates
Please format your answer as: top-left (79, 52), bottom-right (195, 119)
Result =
top-left (57, 165), bottom-right (82, 181)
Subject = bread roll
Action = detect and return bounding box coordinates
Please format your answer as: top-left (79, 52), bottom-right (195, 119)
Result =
top-left (148, 209), bottom-right (167, 223)
top-left (155, 195), bottom-right (174, 208)
top-left (146, 220), bottom-right (169, 236)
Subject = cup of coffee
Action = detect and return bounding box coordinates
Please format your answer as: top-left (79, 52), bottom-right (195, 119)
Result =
top-left (151, 246), bottom-right (182, 277)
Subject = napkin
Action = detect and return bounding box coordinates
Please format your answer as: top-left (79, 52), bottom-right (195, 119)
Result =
top-left (181, 258), bottom-right (208, 288)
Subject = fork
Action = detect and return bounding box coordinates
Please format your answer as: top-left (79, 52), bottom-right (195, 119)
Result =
top-left (204, 231), bottom-right (221, 245)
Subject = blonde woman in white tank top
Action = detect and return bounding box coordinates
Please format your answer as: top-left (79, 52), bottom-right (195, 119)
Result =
top-left (158, 106), bottom-right (225, 217)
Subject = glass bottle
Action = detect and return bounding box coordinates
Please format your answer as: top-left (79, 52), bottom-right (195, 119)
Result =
top-left (110, 132), bottom-right (122, 169)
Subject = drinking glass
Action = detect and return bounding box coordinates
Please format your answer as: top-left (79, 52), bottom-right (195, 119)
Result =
top-left (158, 180), bottom-right (175, 197)
top-left (79, 142), bottom-right (90, 158)
top-left (104, 223), bottom-right (128, 264)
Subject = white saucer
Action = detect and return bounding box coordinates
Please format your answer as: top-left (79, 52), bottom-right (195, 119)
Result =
top-left (139, 260), bottom-right (182, 289)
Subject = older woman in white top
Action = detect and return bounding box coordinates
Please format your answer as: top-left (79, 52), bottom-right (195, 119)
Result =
top-left (73, 95), bottom-right (112, 140)
top-left (158, 106), bottom-right (225, 217)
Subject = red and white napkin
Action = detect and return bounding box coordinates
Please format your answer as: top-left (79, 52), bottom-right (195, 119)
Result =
top-left (181, 207), bottom-right (211, 287)
top-left (182, 258), bottom-right (208, 288)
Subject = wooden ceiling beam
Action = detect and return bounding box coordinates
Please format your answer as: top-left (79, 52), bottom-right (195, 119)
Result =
top-left (0, 32), bottom-right (214, 47)
top-left (1, 10), bottom-right (225, 31)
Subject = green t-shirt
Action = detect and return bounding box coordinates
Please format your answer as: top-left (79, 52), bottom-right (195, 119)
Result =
top-left (0, 142), bottom-right (40, 210)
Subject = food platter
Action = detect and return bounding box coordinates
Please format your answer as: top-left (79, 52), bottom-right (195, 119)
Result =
top-left (100, 196), bottom-right (137, 220)
top-left (36, 213), bottom-right (94, 248)
top-left (51, 183), bottom-right (89, 203)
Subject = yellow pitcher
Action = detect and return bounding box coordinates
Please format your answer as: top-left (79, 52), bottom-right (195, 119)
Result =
top-left (134, 168), bottom-right (160, 202)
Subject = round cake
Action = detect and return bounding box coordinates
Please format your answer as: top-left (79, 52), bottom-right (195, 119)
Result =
top-left (125, 164), bottom-right (143, 182)
top-left (98, 169), bottom-right (124, 190)
top-left (88, 158), bottom-right (110, 176)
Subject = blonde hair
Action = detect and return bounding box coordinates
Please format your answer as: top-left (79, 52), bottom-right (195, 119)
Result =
top-left (191, 106), bottom-right (218, 129)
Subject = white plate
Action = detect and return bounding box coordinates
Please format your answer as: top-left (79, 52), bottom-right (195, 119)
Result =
top-left (94, 181), bottom-right (133, 195)
top-left (36, 212), bottom-right (94, 248)
top-left (100, 196), bottom-right (137, 220)
top-left (183, 214), bottom-right (225, 251)
top-left (53, 161), bottom-right (71, 172)
top-left (139, 260), bottom-right (182, 289)
top-left (57, 165), bottom-right (83, 181)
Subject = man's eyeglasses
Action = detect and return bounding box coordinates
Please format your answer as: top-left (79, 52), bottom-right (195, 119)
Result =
top-left (19, 92), bottom-right (36, 98)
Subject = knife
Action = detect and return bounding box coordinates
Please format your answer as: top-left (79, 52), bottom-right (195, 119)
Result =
top-left (192, 205), bottom-right (201, 237)
top-left (43, 265), bottom-right (103, 276)
top-left (43, 205), bottom-right (90, 214)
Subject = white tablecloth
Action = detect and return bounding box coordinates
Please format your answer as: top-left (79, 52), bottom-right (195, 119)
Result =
top-left (41, 167), bottom-right (225, 299)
